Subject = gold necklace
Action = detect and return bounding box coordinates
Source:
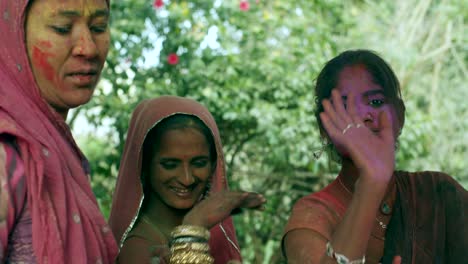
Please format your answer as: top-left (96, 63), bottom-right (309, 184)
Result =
top-left (337, 177), bottom-right (389, 230)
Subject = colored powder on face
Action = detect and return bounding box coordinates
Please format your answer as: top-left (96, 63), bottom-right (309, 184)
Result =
top-left (32, 45), bottom-right (55, 82)
top-left (37, 40), bottom-right (52, 49)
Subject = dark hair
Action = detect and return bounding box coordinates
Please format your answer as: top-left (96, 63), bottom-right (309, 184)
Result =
top-left (141, 114), bottom-right (217, 195)
top-left (314, 49), bottom-right (406, 138)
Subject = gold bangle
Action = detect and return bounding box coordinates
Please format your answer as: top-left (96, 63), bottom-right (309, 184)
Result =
top-left (171, 225), bottom-right (210, 240)
top-left (171, 242), bottom-right (210, 253)
top-left (170, 250), bottom-right (214, 264)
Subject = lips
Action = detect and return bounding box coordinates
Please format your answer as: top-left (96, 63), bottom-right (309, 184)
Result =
top-left (66, 69), bottom-right (99, 86)
top-left (169, 185), bottom-right (196, 198)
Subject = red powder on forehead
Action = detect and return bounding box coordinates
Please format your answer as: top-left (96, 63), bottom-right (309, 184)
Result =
top-left (32, 46), bottom-right (55, 82)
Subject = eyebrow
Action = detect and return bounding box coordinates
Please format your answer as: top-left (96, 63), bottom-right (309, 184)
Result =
top-left (341, 89), bottom-right (384, 101)
top-left (55, 9), bottom-right (109, 19)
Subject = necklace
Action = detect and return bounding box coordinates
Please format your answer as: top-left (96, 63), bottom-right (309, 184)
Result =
top-left (337, 177), bottom-right (389, 230)
top-left (141, 215), bottom-right (172, 241)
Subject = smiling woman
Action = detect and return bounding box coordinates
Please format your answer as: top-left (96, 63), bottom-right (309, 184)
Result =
top-left (0, 0), bottom-right (117, 263)
top-left (109, 96), bottom-right (266, 264)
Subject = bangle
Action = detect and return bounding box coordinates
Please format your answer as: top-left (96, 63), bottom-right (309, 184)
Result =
top-left (171, 225), bottom-right (210, 240)
top-left (171, 242), bottom-right (210, 253)
top-left (169, 236), bottom-right (208, 247)
top-left (326, 241), bottom-right (366, 264)
top-left (170, 250), bottom-right (214, 264)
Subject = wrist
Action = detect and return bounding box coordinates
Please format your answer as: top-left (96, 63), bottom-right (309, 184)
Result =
top-left (182, 215), bottom-right (206, 227)
top-left (353, 178), bottom-right (388, 205)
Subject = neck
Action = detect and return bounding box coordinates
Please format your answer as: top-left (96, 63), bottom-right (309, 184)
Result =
top-left (338, 157), bottom-right (396, 201)
top-left (56, 110), bottom-right (68, 120)
top-left (48, 103), bottom-right (68, 120)
top-left (339, 157), bottom-right (360, 191)
top-left (143, 192), bottom-right (188, 238)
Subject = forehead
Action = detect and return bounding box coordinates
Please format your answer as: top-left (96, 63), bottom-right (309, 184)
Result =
top-left (156, 128), bottom-right (210, 156)
top-left (28, 0), bottom-right (108, 17)
top-left (335, 64), bottom-right (383, 95)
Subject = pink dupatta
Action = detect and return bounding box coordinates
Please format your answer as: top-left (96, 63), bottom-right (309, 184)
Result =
top-left (109, 96), bottom-right (242, 263)
top-left (0, 0), bottom-right (117, 262)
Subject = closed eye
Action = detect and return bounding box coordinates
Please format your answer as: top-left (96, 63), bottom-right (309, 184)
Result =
top-left (192, 158), bottom-right (209, 168)
top-left (50, 25), bottom-right (71, 35)
top-left (90, 23), bottom-right (108, 33)
top-left (160, 160), bottom-right (179, 170)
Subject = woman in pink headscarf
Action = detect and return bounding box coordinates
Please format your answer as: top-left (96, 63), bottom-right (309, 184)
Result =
top-left (0, 0), bottom-right (117, 262)
top-left (109, 96), bottom-right (266, 264)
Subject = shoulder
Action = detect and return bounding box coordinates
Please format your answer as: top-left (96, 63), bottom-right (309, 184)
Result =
top-left (118, 219), bottom-right (169, 264)
top-left (119, 230), bottom-right (169, 264)
top-left (0, 135), bottom-right (24, 187)
top-left (284, 180), bottom-right (344, 240)
top-left (118, 236), bottom-right (160, 264)
top-left (396, 170), bottom-right (467, 206)
top-left (396, 170), bottom-right (466, 192)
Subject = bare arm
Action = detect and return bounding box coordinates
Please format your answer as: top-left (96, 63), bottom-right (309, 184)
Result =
top-left (284, 89), bottom-right (400, 263)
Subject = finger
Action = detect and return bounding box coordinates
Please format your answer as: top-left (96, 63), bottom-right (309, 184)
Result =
top-left (319, 112), bottom-right (340, 139)
top-left (346, 90), bottom-right (362, 125)
top-left (392, 256), bottom-right (402, 264)
top-left (241, 193), bottom-right (266, 208)
top-left (322, 99), bottom-right (346, 130)
top-left (331, 89), bottom-right (353, 125)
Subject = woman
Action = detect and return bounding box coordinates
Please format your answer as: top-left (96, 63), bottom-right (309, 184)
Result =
top-left (109, 96), bottom-right (266, 264)
top-left (282, 50), bottom-right (467, 263)
top-left (0, 0), bottom-right (117, 262)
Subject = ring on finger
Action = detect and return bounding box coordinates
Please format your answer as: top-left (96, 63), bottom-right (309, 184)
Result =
top-left (342, 123), bottom-right (354, 135)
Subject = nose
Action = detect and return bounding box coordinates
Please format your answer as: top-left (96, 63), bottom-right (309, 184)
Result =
top-left (72, 28), bottom-right (99, 59)
top-left (358, 106), bottom-right (379, 129)
top-left (178, 165), bottom-right (195, 186)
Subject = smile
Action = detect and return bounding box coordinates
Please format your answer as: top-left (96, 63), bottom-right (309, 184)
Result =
top-left (169, 186), bottom-right (196, 197)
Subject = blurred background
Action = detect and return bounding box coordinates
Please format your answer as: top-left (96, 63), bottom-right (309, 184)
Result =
top-left (70, 0), bottom-right (467, 263)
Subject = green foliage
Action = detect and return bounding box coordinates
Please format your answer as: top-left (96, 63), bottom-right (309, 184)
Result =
top-left (72, 0), bottom-right (467, 262)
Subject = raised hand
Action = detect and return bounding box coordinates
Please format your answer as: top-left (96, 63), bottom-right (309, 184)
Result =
top-left (319, 89), bottom-right (395, 185)
top-left (182, 191), bottom-right (266, 229)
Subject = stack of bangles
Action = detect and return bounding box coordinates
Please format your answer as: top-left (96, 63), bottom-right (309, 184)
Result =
top-left (169, 225), bottom-right (214, 264)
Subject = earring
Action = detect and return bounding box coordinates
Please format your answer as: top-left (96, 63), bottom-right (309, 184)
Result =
top-left (312, 141), bottom-right (331, 160)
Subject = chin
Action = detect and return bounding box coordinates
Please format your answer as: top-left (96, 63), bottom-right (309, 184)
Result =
top-left (65, 92), bottom-right (95, 108)
top-left (171, 202), bottom-right (196, 211)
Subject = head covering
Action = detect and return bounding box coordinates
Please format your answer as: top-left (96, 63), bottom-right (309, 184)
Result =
top-left (0, 0), bottom-right (117, 263)
top-left (109, 96), bottom-right (242, 263)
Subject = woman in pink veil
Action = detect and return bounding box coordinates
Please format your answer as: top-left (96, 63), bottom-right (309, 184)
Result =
top-left (0, 0), bottom-right (118, 263)
top-left (109, 96), bottom-right (266, 263)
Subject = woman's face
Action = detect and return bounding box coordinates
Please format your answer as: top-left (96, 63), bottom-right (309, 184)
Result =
top-left (25, 0), bottom-right (110, 117)
top-left (332, 64), bottom-right (401, 156)
top-left (148, 127), bottom-right (213, 210)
